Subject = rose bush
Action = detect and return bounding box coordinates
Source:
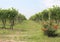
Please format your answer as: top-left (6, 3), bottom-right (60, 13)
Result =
top-left (42, 21), bottom-right (58, 37)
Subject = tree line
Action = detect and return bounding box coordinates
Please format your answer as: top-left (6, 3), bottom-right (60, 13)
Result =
top-left (0, 8), bottom-right (26, 29)
top-left (0, 5), bottom-right (60, 29)
top-left (29, 6), bottom-right (60, 23)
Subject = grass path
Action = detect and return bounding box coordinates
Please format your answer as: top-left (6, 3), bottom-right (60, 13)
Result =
top-left (0, 20), bottom-right (60, 42)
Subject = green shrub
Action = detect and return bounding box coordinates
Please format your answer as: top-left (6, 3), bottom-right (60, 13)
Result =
top-left (42, 21), bottom-right (58, 37)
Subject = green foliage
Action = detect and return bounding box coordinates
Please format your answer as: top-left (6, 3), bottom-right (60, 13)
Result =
top-left (42, 9), bottom-right (49, 20)
top-left (0, 8), bottom-right (27, 29)
top-left (17, 14), bottom-right (27, 23)
top-left (29, 6), bottom-right (60, 37)
top-left (42, 21), bottom-right (58, 37)
top-left (7, 8), bottom-right (18, 29)
top-left (0, 9), bottom-right (8, 28)
top-left (29, 13), bottom-right (42, 22)
top-left (29, 5), bottom-right (60, 22)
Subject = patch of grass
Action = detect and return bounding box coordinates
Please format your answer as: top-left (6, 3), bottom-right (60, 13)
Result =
top-left (0, 20), bottom-right (60, 42)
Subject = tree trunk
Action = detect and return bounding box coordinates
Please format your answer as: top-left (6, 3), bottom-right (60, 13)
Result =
top-left (10, 20), bottom-right (14, 30)
top-left (2, 19), bottom-right (6, 29)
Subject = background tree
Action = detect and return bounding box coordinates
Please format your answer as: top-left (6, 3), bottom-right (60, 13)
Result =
top-left (29, 12), bottom-right (42, 22)
top-left (41, 9), bottom-right (49, 21)
top-left (29, 6), bottom-right (60, 23)
top-left (17, 14), bottom-right (27, 23)
top-left (7, 8), bottom-right (18, 29)
top-left (0, 9), bottom-right (8, 29)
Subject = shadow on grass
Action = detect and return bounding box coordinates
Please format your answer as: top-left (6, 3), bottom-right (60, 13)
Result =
top-left (56, 33), bottom-right (60, 37)
top-left (45, 33), bottom-right (60, 37)
top-left (0, 27), bottom-right (27, 32)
